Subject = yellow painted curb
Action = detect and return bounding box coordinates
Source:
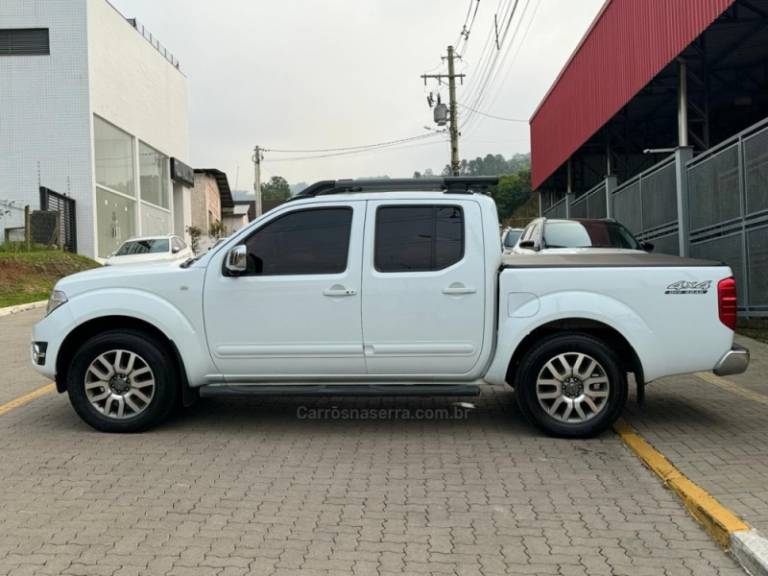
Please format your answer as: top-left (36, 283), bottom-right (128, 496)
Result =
top-left (0, 383), bottom-right (55, 417)
top-left (614, 417), bottom-right (749, 549)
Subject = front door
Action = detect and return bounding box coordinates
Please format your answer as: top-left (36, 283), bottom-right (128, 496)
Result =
top-left (203, 202), bottom-right (366, 380)
top-left (361, 199), bottom-right (486, 376)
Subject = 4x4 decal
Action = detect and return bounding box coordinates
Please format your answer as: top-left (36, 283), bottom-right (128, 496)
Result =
top-left (665, 280), bottom-right (712, 295)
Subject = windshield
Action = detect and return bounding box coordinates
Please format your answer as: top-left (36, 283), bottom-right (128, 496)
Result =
top-left (503, 229), bottom-right (522, 248)
top-left (115, 239), bottom-right (170, 256)
top-left (543, 221), bottom-right (642, 250)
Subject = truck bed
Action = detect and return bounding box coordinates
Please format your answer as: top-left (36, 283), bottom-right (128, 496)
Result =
top-left (501, 252), bottom-right (724, 268)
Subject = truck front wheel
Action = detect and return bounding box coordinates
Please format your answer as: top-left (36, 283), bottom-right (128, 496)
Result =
top-left (514, 334), bottom-right (627, 438)
top-left (67, 330), bottom-right (178, 433)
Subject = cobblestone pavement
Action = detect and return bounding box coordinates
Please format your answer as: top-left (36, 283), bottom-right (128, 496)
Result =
top-left (624, 334), bottom-right (768, 537)
top-left (0, 308), bottom-right (48, 404)
top-left (0, 312), bottom-right (747, 576)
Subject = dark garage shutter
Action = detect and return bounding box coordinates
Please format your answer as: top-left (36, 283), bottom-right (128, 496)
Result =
top-left (0, 29), bottom-right (50, 56)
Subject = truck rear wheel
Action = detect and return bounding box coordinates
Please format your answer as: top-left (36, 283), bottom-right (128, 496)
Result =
top-left (514, 333), bottom-right (627, 438)
top-left (67, 330), bottom-right (178, 433)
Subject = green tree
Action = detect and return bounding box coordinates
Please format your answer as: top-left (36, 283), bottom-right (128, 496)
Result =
top-left (261, 176), bottom-right (291, 202)
top-left (491, 169), bottom-right (532, 221)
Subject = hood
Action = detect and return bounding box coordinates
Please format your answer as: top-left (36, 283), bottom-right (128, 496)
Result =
top-left (105, 253), bottom-right (176, 265)
top-left (54, 259), bottom-right (193, 297)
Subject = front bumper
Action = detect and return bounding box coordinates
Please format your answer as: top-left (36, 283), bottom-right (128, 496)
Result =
top-left (713, 344), bottom-right (750, 376)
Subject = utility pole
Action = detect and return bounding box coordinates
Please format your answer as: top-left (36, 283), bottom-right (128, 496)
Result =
top-left (421, 45), bottom-right (465, 176)
top-left (253, 145), bottom-right (263, 217)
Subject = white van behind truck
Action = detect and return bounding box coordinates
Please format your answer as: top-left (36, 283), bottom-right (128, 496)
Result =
top-left (31, 177), bottom-right (749, 437)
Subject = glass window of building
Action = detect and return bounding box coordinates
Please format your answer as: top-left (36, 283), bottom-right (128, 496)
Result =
top-left (139, 142), bottom-right (169, 208)
top-left (94, 116), bottom-right (135, 197)
top-left (96, 187), bottom-right (136, 258)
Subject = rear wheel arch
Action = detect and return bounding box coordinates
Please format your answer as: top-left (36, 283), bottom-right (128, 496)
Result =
top-left (505, 318), bottom-right (644, 389)
top-left (55, 316), bottom-right (191, 402)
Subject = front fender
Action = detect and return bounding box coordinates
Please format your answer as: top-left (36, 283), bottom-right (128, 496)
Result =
top-left (38, 288), bottom-right (216, 386)
top-left (484, 291), bottom-right (660, 385)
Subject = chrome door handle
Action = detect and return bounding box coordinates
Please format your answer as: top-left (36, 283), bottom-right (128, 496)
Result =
top-left (442, 284), bottom-right (477, 295)
top-left (323, 285), bottom-right (357, 297)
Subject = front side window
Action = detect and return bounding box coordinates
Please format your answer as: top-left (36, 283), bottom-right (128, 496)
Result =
top-left (116, 238), bottom-right (169, 256)
top-left (375, 205), bottom-right (464, 272)
top-left (242, 208), bottom-right (352, 275)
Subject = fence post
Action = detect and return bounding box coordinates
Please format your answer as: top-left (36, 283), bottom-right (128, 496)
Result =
top-left (674, 147), bottom-right (694, 256)
top-left (604, 175), bottom-right (617, 219)
top-left (24, 205), bottom-right (31, 251)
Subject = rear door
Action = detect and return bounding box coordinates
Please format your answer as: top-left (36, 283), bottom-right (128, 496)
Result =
top-left (361, 199), bottom-right (486, 376)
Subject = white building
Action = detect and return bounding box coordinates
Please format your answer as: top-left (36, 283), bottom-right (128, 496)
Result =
top-left (0, 0), bottom-right (192, 258)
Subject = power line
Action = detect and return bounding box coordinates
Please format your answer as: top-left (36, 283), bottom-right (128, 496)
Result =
top-left (457, 0), bottom-right (481, 56)
top-left (262, 132), bottom-right (439, 154)
top-left (459, 0), bottom-right (521, 131)
top-left (264, 137), bottom-right (449, 163)
top-left (457, 102), bottom-right (526, 122)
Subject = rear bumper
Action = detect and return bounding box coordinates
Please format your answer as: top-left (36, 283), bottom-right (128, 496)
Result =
top-left (713, 344), bottom-right (750, 376)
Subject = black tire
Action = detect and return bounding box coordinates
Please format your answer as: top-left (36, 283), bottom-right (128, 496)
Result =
top-left (514, 333), bottom-right (627, 438)
top-left (67, 329), bottom-right (178, 433)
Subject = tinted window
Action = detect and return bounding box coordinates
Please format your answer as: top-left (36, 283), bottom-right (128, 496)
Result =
top-left (243, 208), bottom-right (352, 275)
top-left (116, 238), bottom-right (169, 255)
top-left (0, 29), bottom-right (49, 55)
top-left (503, 229), bottom-right (522, 248)
top-left (544, 221), bottom-right (642, 249)
top-left (375, 205), bottom-right (464, 272)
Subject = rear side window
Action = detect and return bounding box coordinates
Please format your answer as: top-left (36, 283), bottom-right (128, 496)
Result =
top-left (243, 207), bottom-right (352, 275)
top-left (375, 205), bottom-right (464, 272)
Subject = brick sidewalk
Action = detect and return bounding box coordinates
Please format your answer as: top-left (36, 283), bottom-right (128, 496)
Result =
top-left (624, 334), bottom-right (768, 538)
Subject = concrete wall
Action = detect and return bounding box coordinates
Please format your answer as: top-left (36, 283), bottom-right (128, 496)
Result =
top-left (191, 173), bottom-right (222, 249)
top-left (0, 0), bottom-right (93, 252)
top-left (86, 0), bottom-right (190, 256)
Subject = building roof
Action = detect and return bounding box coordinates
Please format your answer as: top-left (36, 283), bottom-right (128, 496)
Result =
top-left (529, 0), bottom-right (735, 190)
top-left (194, 169), bottom-right (234, 208)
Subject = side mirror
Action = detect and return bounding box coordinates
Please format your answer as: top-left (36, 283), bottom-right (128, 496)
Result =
top-left (641, 241), bottom-right (654, 252)
top-left (518, 240), bottom-right (537, 250)
top-left (225, 245), bottom-right (247, 274)
top-left (172, 246), bottom-right (180, 254)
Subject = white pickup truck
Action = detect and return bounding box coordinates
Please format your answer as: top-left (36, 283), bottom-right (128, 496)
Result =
top-left (31, 177), bottom-right (749, 437)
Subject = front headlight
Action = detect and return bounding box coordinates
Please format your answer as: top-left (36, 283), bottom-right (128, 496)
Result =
top-left (46, 289), bottom-right (68, 316)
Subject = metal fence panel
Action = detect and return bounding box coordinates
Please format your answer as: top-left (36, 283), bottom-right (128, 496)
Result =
top-left (641, 162), bottom-right (677, 230)
top-left (648, 233), bottom-right (679, 255)
top-left (688, 144), bottom-right (740, 231)
top-left (747, 226), bottom-right (768, 308)
top-left (570, 195), bottom-right (587, 218)
top-left (587, 186), bottom-right (607, 219)
top-left (612, 180), bottom-right (641, 234)
top-left (691, 233), bottom-right (746, 305)
top-left (543, 199), bottom-right (566, 219)
top-left (744, 126), bottom-right (768, 216)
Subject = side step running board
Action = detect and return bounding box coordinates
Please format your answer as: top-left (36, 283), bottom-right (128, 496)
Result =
top-left (200, 383), bottom-right (481, 397)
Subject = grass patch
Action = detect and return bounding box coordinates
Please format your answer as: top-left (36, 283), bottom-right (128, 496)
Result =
top-left (0, 248), bottom-right (100, 308)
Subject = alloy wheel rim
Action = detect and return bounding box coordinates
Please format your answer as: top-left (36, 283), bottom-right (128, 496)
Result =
top-left (84, 349), bottom-right (156, 419)
top-left (535, 352), bottom-right (610, 424)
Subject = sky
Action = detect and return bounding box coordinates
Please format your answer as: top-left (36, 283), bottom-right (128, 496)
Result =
top-left (110, 0), bottom-right (604, 190)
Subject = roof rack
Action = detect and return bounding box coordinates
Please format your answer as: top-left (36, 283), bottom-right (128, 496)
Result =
top-left (291, 176), bottom-right (499, 201)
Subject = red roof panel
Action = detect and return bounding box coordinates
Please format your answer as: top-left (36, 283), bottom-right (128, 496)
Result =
top-left (530, 0), bottom-right (735, 190)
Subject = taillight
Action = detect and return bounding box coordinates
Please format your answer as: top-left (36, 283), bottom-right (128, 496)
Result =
top-left (718, 277), bottom-right (737, 331)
